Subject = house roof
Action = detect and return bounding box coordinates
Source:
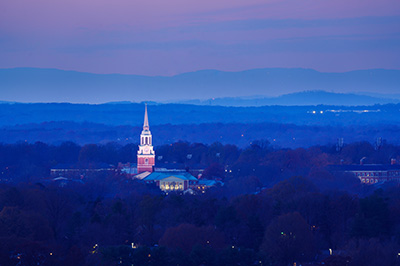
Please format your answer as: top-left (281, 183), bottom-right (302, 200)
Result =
top-left (144, 171), bottom-right (197, 181)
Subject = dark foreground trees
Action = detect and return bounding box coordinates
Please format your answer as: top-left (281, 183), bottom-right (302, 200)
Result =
top-left (261, 212), bottom-right (316, 265)
top-left (1, 140), bottom-right (400, 265)
top-left (0, 178), bottom-right (399, 265)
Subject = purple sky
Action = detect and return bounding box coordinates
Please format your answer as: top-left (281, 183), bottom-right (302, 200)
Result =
top-left (1, 0), bottom-right (400, 76)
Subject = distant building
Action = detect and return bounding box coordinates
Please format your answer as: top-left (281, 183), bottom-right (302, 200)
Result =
top-left (143, 171), bottom-right (198, 192)
top-left (328, 163), bottom-right (400, 184)
top-left (142, 171), bottom-right (222, 193)
top-left (49, 177), bottom-right (84, 187)
top-left (196, 179), bottom-right (224, 191)
top-left (118, 162), bottom-right (137, 176)
top-left (50, 163), bottom-right (115, 178)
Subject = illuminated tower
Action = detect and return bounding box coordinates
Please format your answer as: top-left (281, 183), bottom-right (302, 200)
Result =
top-left (137, 104), bottom-right (155, 173)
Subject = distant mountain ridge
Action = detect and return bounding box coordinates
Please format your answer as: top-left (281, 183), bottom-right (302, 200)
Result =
top-left (0, 67), bottom-right (399, 104)
top-left (177, 91), bottom-right (400, 106)
top-left (1, 91), bottom-right (399, 106)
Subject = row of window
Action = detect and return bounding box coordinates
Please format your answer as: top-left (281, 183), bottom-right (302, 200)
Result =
top-left (354, 171), bottom-right (400, 177)
top-left (361, 178), bottom-right (378, 184)
top-left (160, 182), bottom-right (184, 191)
top-left (355, 172), bottom-right (384, 177)
top-left (388, 171), bottom-right (400, 176)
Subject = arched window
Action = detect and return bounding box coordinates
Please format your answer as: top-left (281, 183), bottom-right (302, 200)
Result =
top-left (145, 158), bottom-right (148, 164)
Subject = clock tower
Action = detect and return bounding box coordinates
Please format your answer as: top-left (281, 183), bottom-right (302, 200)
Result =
top-left (137, 104), bottom-right (155, 173)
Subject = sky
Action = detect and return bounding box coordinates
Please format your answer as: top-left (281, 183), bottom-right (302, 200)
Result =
top-left (1, 0), bottom-right (400, 76)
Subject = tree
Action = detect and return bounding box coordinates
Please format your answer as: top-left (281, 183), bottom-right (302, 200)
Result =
top-left (202, 163), bottom-right (225, 179)
top-left (261, 212), bottom-right (316, 265)
top-left (45, 189), bottom-right (70, 240)
top-left (159, 224), bottom-right (226, 253)
top-left (351, 190), bottom-right (391, 238)
top-left (78, 144), bottom-right (100, 165)
top-left (54, 141), bottom-right (80, 164)
top-left (137, 196), bottom-right (163, 245)
top-left (346, 238), bottom-right (399, 266)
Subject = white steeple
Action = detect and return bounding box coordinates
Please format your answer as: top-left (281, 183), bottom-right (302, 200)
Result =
top-left (137, 103), bottom-right (155, 173)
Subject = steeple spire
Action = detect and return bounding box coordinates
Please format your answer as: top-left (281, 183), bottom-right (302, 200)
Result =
top-left (143, 103), bottom-right (149, 130)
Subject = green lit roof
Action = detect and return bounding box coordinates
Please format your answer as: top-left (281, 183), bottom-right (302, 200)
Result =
top-left (144, 171), bottom-right (198, 181)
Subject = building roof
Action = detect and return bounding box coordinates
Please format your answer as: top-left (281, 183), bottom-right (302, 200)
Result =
top-left (144, 171), bottom-right (198, 181)
top-left (134, 171), bottom-right (151, 180)
top-left (327, 164), bottom-right (400, 172)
